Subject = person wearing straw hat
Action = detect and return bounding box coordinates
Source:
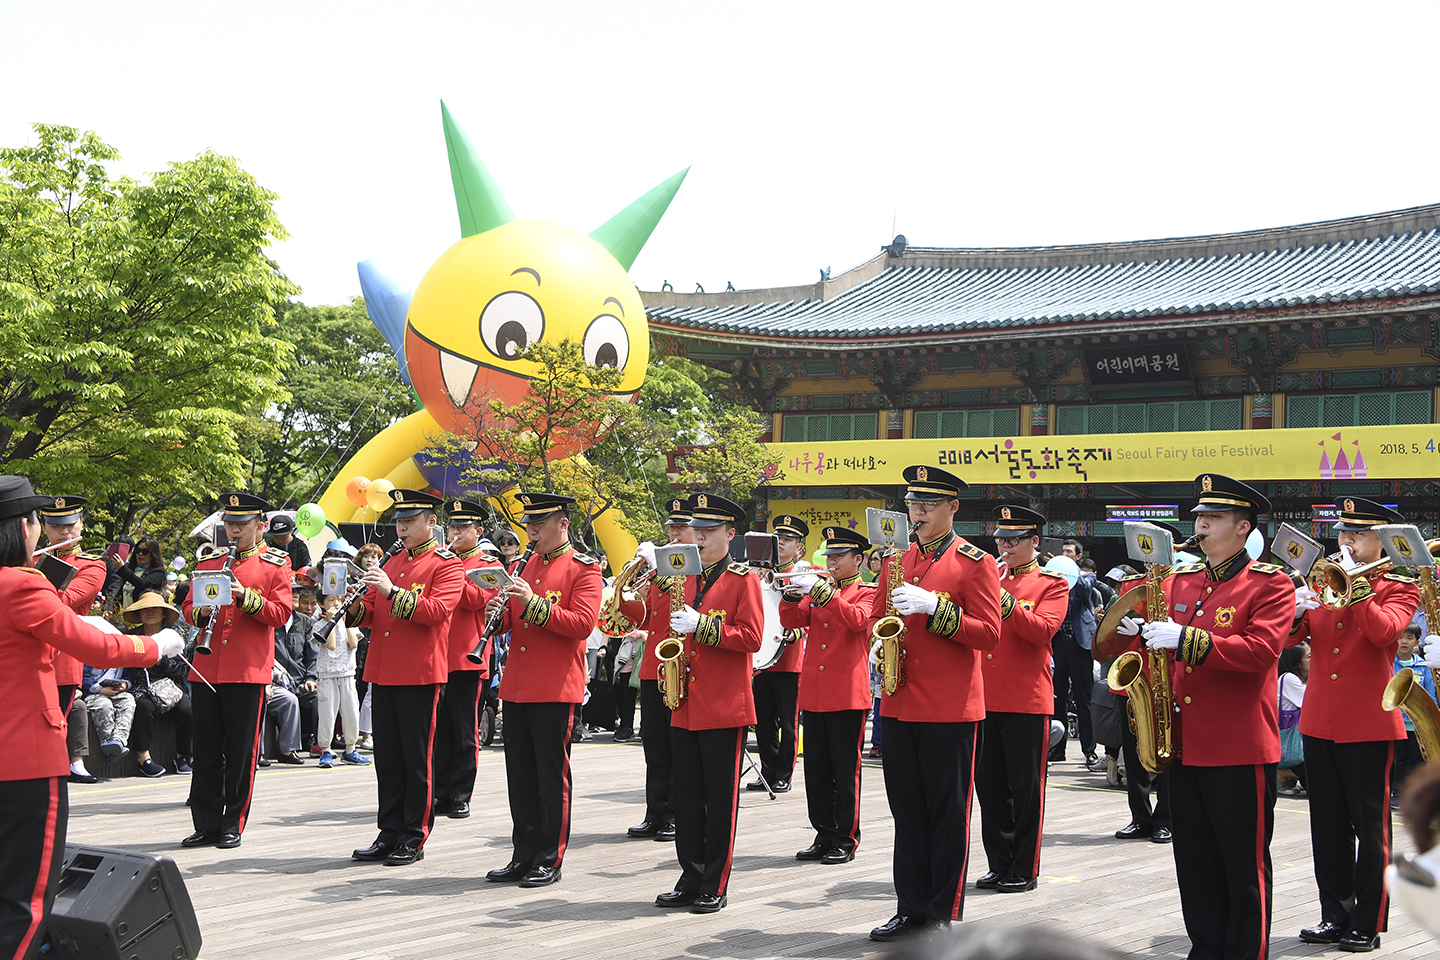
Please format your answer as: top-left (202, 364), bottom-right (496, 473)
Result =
top-left (0, 476), bottom-right (182, 960)
top-left (122, 592), bottom-right (194, 778)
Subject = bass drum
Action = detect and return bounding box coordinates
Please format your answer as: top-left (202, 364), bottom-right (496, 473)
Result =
top-left (753, 577), bottom-right (788, 670)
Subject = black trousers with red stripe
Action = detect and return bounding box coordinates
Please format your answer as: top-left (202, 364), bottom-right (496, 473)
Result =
top-left (976, 711), bottom-right (1049, 879)
top-left (1122, 711), bottom-right (1170, 832)
top-left (432, 670), bottom-right (482, 805)
top-left (802, 709), bottom-right (866, 855)
top-left (752, 670), bottom-right (799, 783)
top-left (881, 717), bottom-right (979, 921)
top-left (189, 682), bottom-right (265, 836)
top-left (671, 725), bottom-right (744, 897)
top-left (638, 679), bottom-right (673, 825)
top-left (1169, 760), bottom-right (1275, 960)
top-left (1302, 736), bottom-right (1394, 934)
top-left (502, 701), bottom-right (576, 869)
top-left (371, 684), bottom-right (441, 847)
top-left (0, 777), bottom-right (65, 960)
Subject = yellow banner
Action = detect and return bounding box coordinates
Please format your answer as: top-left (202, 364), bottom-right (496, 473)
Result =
top-left (763, 424), bottom-right (1437, 486)
top-left (767, 500), bottom-right (884, 557)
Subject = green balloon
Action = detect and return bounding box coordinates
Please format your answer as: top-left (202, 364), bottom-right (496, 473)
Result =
top-left (295, 503), bottom-right (326, 539)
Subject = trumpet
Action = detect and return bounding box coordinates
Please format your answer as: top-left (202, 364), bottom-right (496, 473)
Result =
top-left (1307, 539), bottom-right (1440, 610)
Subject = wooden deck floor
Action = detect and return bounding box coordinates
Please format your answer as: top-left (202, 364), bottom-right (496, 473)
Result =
top-left (66, 734), bottom-right (1435, 960)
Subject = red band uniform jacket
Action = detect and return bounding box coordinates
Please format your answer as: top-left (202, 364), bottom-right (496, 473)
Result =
top-left (496, 544), bottom-right (603, 704)
top-left (49, 549), bottom-right (109, 688)
top-left (983, 560), bottom-right (1070, 714)
top-left (671, 561), bottom-right (764, 731)
top-left (780, 574), bottom-right (875, 712)
top-left (182, 544), bottom-right (293, 684)
top-left (3, 567), bottom-right (160, 780)
top-left (1294, 571), bottom-right (1419, 742)
top-left (1158, 553), bottom-right (1295, 765)
top-left (447, 546), bottom-right (502, 677)
top-left (354, 538), bottom-right (465, 686)
top-left (871, 535), bottom-right (1002, 723)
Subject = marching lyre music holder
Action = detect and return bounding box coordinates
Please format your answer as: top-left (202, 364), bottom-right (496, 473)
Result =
top-left (1124, 521), bottom-right (1176, 568)
top-left (1271, 522), bottom-right (1324, 575)
top-left (654, 543), bottom-right (702, 576)
top-left (743, 532), bottom-right (779, 569)
top-left (1375, 523), bottom-right (1434, 572)
top-left (866, 508), bottom-right (909, 551)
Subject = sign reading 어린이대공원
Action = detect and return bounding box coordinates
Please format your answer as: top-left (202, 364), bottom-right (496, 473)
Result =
top-left (1085, 344), bottom-right (1191, 385)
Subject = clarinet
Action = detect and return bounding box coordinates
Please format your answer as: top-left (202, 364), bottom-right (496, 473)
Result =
top-left (313, 539), bottom-right (406, 643)
top-left (468, 546), bottom-right (534, 663)
top-left (194, 545), bottom-right (238, 655)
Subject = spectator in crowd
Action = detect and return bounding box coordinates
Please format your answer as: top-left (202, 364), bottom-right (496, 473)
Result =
top-left (121, 592), bottom-right (194, 777)
top-left (65, 696), bottom-right (96, 783)
top-left (351, 542), bottom-right (385, 752)
top-left (1052, 539), bottom-right (1102, 770)
top-left (264, 663), bottom-right (306, 765)
top-left (1079, 558), bottom-right (1114, 611)
top-left (865, 549), bottom-right (883, 583)
top-left (312, 592), bottom-right (369, 767)
top-left (494, 526), bottom-right (522, 565)
top-left (163, 572), bottom-right (179, 603)
top-left (267, 514), bottom-right (312, 572)
top-left (612, 629), bottom-right (642, 741)
top-left (1278, 641), bottom-right (1310, 797)
top-left (83, 662), bottom-right (136, 763)
top-left (276, 586), bottom-right (320, 753)
top-left (1393, 624), bottom-right (1434, 803)
top-left (114, 536), bottom-right (166, 608)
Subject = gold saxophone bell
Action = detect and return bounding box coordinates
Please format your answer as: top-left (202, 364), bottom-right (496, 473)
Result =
top-left (655, 636), bottom-right (686, 710)
top-left (1384, 668), bottom-right (1440, 763)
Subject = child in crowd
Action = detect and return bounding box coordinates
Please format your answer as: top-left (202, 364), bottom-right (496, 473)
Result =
top-left (1394, 623), bottom-right (1436, 803)
top-left (312, 592), bottom-right (369, 767)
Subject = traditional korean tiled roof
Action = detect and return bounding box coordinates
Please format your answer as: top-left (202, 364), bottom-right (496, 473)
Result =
top-left (644, 204), bottom-right (1440, 343)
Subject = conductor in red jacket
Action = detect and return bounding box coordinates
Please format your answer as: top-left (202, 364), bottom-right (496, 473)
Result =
top-left (181, 492), bottom-right (293, 850)
top-left (348, 489), bottom-right (464, 866)
top-left (483, 492), bottom-right (603, 889)
top-left (0, 476), bottom-right (181, 960)
top-left (778, 525), bottom-right (875, 864)
top-left (869, 465), bottom-right (1002, 942)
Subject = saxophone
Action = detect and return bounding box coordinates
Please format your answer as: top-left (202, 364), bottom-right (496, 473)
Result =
top-left (654, 575), bottom-right (687, 710)
top-left (872, 546), bottom-right (907, 696)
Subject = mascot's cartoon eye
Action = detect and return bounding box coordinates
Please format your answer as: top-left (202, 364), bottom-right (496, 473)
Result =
top-left (479, 291), bottom-right (545, 361)
top-left (583, 314), bottom-right (629, 370)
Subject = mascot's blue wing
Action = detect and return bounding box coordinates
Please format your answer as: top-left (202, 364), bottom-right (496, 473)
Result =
top-left (357, 258), bottom-right (414, 387)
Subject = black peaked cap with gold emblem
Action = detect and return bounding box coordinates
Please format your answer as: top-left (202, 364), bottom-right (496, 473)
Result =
top-left (1332, 496), bottom-right (1403, 532)
top-left (663, 497), bottom-right (692, 526)
top-left (389, 488), bottom-right (441, 520)
top-left (772, 514), bottom-right (810, 539)
top-left (821, 525), bottom-right (870, 555)
top-left (903, 464), bottom-right (968, 501)
top-left (1191, 474), bottom-right (1270, 517)
top-left (515, 491), bottom-right (575, 524)
top-left (689, 492), bottom-right (744, 529)
top-left (446, 497), bottom-right (489, 524)
top-left (40, 495), bottom-right (88, 525)
top-left (993, 504), bottom-right (1045, 537)
top-left (219, 491), bottom-right (274, 523)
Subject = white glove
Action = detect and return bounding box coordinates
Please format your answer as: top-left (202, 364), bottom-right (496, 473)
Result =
top-left (1142, 619), bottom-right (1183, 651)
top-left (636, 541), bottom-right (656, 570)
top-left (1294, 586), bottom-right (1321, 618)
top-left (892, 583), bottom-right (939, 617)
top-left (670, 605), bottom-right (701, 635)
top-left (789, 573), bottom-right (819, 593)
top-left (154, 628), bottom-right (185, 660)
top-left (1116, 616), bottom-right (1143, 637)
top-left (1424, 636), bottom-right (1440, 669)
top-left (1339, 544), bottom-right (1360, 573)
top-left (869, 636), bottom-right (883, 666)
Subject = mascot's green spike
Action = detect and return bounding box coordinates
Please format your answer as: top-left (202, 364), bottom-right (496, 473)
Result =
top-left (590, 167), bottom-right (690, 271)
top-left (441, 101), bottom-right (515, 238)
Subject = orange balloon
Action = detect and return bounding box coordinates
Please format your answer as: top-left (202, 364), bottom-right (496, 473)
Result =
top-left (346, 476), bottom-right (371, 508)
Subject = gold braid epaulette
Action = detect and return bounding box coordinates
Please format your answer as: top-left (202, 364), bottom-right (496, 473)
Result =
top-left (809, 579), bottom-right (836, 606)
top-left (1178, 626), bottom-right (1213, 665)
top-left (389, 589), bottom-right (419, 621)
top-left (1346, 576), bottom-right (1375, 606)
top-left (928, 597), bottom-right (962, 638)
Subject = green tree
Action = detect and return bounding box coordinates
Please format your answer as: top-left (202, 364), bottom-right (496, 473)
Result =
top-left (676, 407), bottom-right (781, 500)
top-left (0, 123), bottom-right (296, 538)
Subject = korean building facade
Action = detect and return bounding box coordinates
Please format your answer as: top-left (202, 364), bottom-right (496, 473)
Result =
top-left (643, 204), bottom-right (1440, 569)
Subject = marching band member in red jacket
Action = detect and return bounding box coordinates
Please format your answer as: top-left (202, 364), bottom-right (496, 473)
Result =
top-left (779, 525), bottom-right (875, 864)
top-left (749, 513), bottom-right (807, 792)
top-left (619, 496), bottom-right (693, 841)
top-left (869, 465), bottom-right (1001, 942)
top-left (0, 476), bottom-right (181, 960)
top-left (348, 489), bottom-right (464, 866)
top-left (654, 493), bottom-right (762, 914)
top-left (181, 492), bottom-right (293, 850)
top-left (483, 492), bottom-right (603, 889)
top-left (975, 505), bottom-right (1070, 895)
top-left (1292, 498), bottom-right (1420, 952)
top-left (432, 498), bottom-right (501, 822)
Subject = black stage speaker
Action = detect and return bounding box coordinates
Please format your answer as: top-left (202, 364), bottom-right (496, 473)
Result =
top-left (45, 844), bottom-right (202, 959)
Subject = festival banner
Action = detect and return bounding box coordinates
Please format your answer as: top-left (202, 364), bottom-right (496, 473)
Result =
top-left (766, 500), bottom-right (884, 557)
top-left (761, 424), bottom-right (1440, 487)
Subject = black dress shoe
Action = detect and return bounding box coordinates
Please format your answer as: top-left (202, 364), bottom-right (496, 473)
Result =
top-left (1299, 921), bottom-right (1346, 944)
top-left (385, 842), bottom-right (424, 866)
top-left (691, 892), bottom-right (726, 913)
top-left (181, 831), bottom-right (219, 848)
top-left (773, 779), bottom-right (791, 792)
top-left (975, 870), bottom-right (1001, 889)
top-left (352, 839), bottom-right (396, 862)
top-left (432, 799), bottom-right (453, 816)
top-left (68, 772), bottom-right (99, 785)
top-left (996, 874), bottom-right (1037, 893)
top-left (796, 842), bottom-right (827, 861)
top-left (275, 751), bottom-right (304, 765)
top-left (1338, 931), bottom-right (1380, 952)
top-left (654, 822), bottom-right (676, 842)
top-left (447, 801), bottom-right (471, 819)
top-left (745, 779), bottom-right (768, 791)
top-left (1114, 822), bottom-right (1152, 840)
top-left (519, 865), bottom-right (560, 887)
top-left (821, 847), bottom-right (855, 865)
top-left (870, 915), bottom-right (923, 942)
top-left (916, 918), bottom-right (952, 935)
top-left (656, 889), bottom-right (698, 907)
top-left (628, 820), bottom-right (660, 838)
top-left (257, 756), bottom-right (271, 767)
top-left (216, 833), bottom-right (242, 849)
top-left (1151, 826), bottom-right (1173, 844)
top-left (486, 861), bottom-right (531, 882)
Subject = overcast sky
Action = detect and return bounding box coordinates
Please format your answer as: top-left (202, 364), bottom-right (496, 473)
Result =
top-left (4, 1), bottom-right (1438, 306)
